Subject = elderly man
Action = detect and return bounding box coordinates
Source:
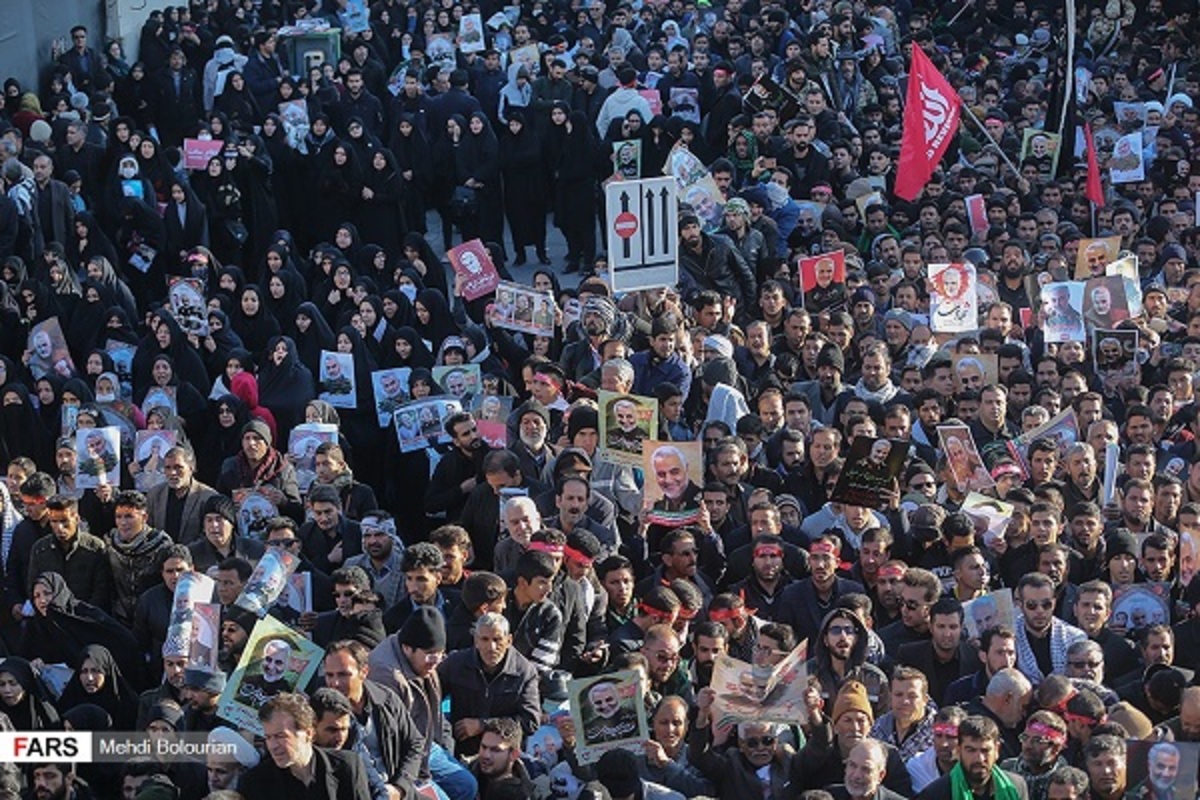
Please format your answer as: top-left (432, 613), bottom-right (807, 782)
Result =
top-left (832, 739), bottom-right (909, 800)
top-left (1125, 742), bottom-right (1182, 800)
top-left (240, 693), bottom-right (371, 797)
top-left (437, 612), bottom-right (540, 757)
top-left (963, 668), bottom-right (1033, 761)
top-left (692, 681), bottom-right (797, 800)
top-left (205, 726), bottom-right (260, 794)
top-left (188, 494), bottom-right (266, 573)
top-left (146, 446), bottom-right (219, 544)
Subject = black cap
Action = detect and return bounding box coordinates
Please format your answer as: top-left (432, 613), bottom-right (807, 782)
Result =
top-left (399, 606), bottom-right (447, 651)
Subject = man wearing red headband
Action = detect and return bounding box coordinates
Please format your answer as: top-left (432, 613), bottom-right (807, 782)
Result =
top-left (778, 533), bottom-right (865, 647)
top-left (998, 711), bottom-right (1068, 800)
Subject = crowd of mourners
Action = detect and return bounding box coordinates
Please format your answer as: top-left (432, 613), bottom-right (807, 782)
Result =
top-left (0, 0), bottom-right (1199, 799)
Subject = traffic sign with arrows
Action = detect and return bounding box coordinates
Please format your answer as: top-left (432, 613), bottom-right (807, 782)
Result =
top-left (605, 176), bottom-right (679, 292)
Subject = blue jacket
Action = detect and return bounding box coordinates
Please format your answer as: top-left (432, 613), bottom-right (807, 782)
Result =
top-left (630, 350), bottom-right (692, 398)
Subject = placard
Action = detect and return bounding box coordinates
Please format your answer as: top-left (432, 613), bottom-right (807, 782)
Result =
top-left (449, 239), bottom-right (500, 300)
top-left (490, 281), bottom-right (555, 337)
top-left (829, 436), bottom-right (910, 509)
top-left (1109, 132), bottom-right (1145, 183)
top-left (28, 317), bottom-right (75, 380)
top-left (317, 350), bottom-right (356, 409)
top-left (929, 263), bottom-right (978, 333)
top-left (937, 424), bottom-right (994, 493)
top-left (799, 250), bottom-right (847, 313)
top-left (963, 589), bottom-right (1015, 640)
top-left (182, 138), bottom-right (224, 170)
top-left (106, 340), bottom-right (136, 401)
top-left (232, 487), bottom-right (279, 540)
top-left (458, 13), bottom-right (485, 52)
top-left (1040, 282), bottom-right (1086, 343)
top-left (233, 548), bottom-right (300, 617)
top-left (133, 429), bottom-right (176, 492)
top-left (642, 440), bottom-right (704, 527)
top-left (1075, 236), bottom-right (1122, 279)
top-left (168, 277), bottom-right (208, 336)
top-left (75, 426), bottom-right (121, 489)
top-left (1124, 740), bottom-right (1200, 800)
top-left (188, 602), bottom-right (222, 672)
top-left (473, 395), bottom-right (512, 449)
top-left (371, 368), bottom-right (411, 428)
top-left (710, 642), bottom-right (810, 728)
top-left (567, 671), bottom-right (649, 765)
top-left (394, 398), bottom-right (463, 453)
top-left (216, 615), bottom-right (325, 735)
top-left (612, 140), bottom-right (642, 180)
top-left (433, 364), bottom-right (481, 403)
top-left (598, 391), bottom-right (658, 467)
top-left (1082, 276), bottom-right (1130, 330)
top-left (288, 423), bottom-right (338, 492)
top-left (1111, 583), bottom-right (1171, 633)
top-left (163, 571), bottom-right (217, 658)
top-left (1019, 129), bottom-right (1062, 183)
top-left (960, 493), bottom-right (1014, 549)
top-left (1005, 408), bottom-right (1079, 480)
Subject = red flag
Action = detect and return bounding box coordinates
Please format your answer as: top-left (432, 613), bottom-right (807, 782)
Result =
top-left (1084, 122), bottom-right (1105, 208)
top-left (895, 46), bottom-right (961, 201)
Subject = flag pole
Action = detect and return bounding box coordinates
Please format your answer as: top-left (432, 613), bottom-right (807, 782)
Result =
top-left (960, 107), bottom-right (1021, 175)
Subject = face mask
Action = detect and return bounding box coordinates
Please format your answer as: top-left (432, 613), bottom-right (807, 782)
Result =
top-left (96, 391), bottom-right (116, 403)
top-left (399, 284), bottom-right (417, 302)
top-left (120, 166), bottom-right (137, 179)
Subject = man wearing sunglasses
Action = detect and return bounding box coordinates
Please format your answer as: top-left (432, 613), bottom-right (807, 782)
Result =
top-left (693, 682), bottom-right (799, 800)
top-left (1012, 573), bottom-right (1086, 685)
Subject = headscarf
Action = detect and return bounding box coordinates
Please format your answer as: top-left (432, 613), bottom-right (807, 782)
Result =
top-left (0, 657), bottom-right (61, 730)
top-left (57, 644), bottom-right (138, 730)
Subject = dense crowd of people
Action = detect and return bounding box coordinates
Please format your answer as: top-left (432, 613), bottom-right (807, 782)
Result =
top-left (0, 0), bottom-right (1198, 799)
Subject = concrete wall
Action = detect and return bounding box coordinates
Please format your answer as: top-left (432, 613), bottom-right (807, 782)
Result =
top-left (0, 0), bottom-right (106, 94)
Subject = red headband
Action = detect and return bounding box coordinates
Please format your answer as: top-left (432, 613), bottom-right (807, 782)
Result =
top-left (810, 540), bottom-right (837, 556)
top-left (1025, 721), bottom-right (1066, 744)
top-left (933, 723), bottom-right (960, 737)
top-left (676, 606), bottom-right (699, 620)
top-left (563, 545), bottom-right (594, 566)
top-left (638, 602), bottom-right (674, 620)
top-left (708, 605), bottom-right (757, 622)
top-left (529, 541), bottom-right (564, 555)
top-left (754, 544), bottom-right (784, 558)
top-left (877, 564), bottom-right (906, 579)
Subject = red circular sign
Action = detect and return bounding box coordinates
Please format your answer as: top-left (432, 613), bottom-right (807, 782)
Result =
top-left (614, 212), bottom-right (638, 239)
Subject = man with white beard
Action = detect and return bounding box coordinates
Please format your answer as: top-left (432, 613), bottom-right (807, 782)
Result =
top-left (832, 739), bottom-right (908, 800)
top-left (509, 401), bottom-right (558, 484)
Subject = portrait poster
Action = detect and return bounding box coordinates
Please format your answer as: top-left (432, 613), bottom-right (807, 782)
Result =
top-left (710, 642), bottom-right (810, 728)
top-left (612, 139), bottom-right (642, 180)
top-left (60, 405), bottom-right (78, 437)
top-left (232, 487), bottom-right (279, 541)
top-left (681, 174), bottom-right (725, 232)
top-left (28, 317), bottom-right (75, 380)
top-left (168, 277), bottom-right (209, 336)
top-left (638, 89), bottom-right (663, 117)
top-left (472, 394), bottom-right (513, 449)
top-left (1111, 583), bottom-right (1171, 634)
top-left (1113, 101), bottom-right (1147, 129)
top-left (216, 615), bottom-right (325, 736)
top-left (598, 391), bottom-right (658, 467)
top-left (434, 364), bottom-right (482, 403)
top-left (163, 571), bottom-right (216, 658)
top-left (525, 725), bottom-right (566, 772)
top-left (1105, 257), bottom-right (1143, 317)
top-left (1005, 407), bottom-right (1079, 480)
top-left (75, 426), bottom-right (120, 489)
top-left (668, 87), bottom-right (700, 123)
top-left (394, 398), bottom-right (462, 453)
top-left (233, 547), bottom-right (300, 618)
top-left (1019, 129), bottom-right (1062, 183)
top-left (491, 281), bottom-right (556, 337)
top-left (133, 429), bottom-right (176, 492)
top-left (799, 250), bottom-right (846, 312)
top-left (1075, 236), bottom-right (1122, 279)
top-left (338, 0), bottom-right (371, 33)
top-left (960, 493), bottom-right (1014, 549)
top-left (1040, 282), bottom-right (1087, 343)
top-left (1124, 740), bottom-right (1199, 800)
top-left (1082, 276), bottom-right (1130, 330)
top-left (274, 572), bottom-right (312, 619)
top-left (567, 670), bottom-right (648, 765)
top-left (951, 353), bottom-right (997, 395)
top-left (929, 263), bottom-right (978, 333)
top-left (829, 436), bottom-right (910, 509)
top-left (741, 74), bottom-right (800, 121)
top-left (278, 99), bottom-right (309, 149)
top-left (371, 367), bottom-right (411, 428)
top-left (1109, 132), bottom-right (1145, 183)
top-left (141, 386), bottom-right (177, 418)
top-left (426, 33), bottom-right (457, 69)
top-left (642, 440), bottom-right (704, 527)
top-left (963, 589), bottom-right (1015, 641)
top-left (449, 238), bottom-right (500, 300)
top-left (188, 602), bottom-right (222, 672)
top-left (937, 424), bottom-right (994, 493)
top-left (287, 423), bottom-right (338, 492)
top-left (105, 340), bottom-right (136, 401)
top-left (509, 44), bottom-right (540, 75)
top-left (318, 350), bottom-right (356, 409)
top-left (1093, 329), bottom-right (1138, 383)
top-left (664, 142), bottom-right (708, 188)
top-left (182, 137), bottom-right (224, 170)
top-left (457, 12), bottom-right (485, 51)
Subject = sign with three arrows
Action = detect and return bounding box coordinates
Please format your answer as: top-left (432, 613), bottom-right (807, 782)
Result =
top-left (605, 176), bottom-right (679, 293)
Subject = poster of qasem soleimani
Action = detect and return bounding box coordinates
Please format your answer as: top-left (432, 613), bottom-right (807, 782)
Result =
top-left (216, 614), bottom-right (324, 735)
top-left (830, 436), bottom-right (910, 509)
top-left (567, 670), bottom-right (648, 765)
top-left (598, 390), bottom-right (658, 466)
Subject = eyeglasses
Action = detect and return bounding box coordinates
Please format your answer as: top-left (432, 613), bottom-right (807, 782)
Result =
top-left (651, 650), bottom-right (680, 664)
top-left (743, 735), bottom-right (776, 748)
top-left (1023, 600), bottom-right (1054, 611)
top-left (334, 590), bottom-right (358, 599)
top-left (1068, 660), bottom-right (1101, 669)
top-left (902, 599), bottom-right (927, 611)
top-left (827, 624), bottom-right (856, 637)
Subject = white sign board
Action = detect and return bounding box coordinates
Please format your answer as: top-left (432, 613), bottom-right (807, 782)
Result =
top-left (605, 177), bottom-right (678, 293)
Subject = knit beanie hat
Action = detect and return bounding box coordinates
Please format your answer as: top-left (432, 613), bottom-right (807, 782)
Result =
top-left (399, 606), bottom-right (447, 651)
top-left (242, 419), bottom-right (272, 447)
top-left (201, 494), bottom-right (238, 527)
top-left (816, 343), bottom-right (845, 373)
top-left (832, 680), bottom-right (874, 724)
top-left (568, 407), bottom-right (600, 440)
top-left (1106, 529), bottom-right (1138, 562)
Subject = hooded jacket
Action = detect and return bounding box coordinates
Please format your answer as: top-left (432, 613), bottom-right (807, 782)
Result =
top-left (806, 607), bottom-right (890, 717)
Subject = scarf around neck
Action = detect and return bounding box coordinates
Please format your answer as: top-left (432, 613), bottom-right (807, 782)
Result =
top-left (948, 761), bottom-right (1021, 800)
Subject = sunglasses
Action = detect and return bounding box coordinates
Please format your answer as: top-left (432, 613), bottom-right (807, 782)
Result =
top-left (743, 735), bottom-right (776, 748)
top-left (827, 624), bottom-right (856, 637)
top-left (902, 599), bottom-right (927, 611)
top-left (1023, 600), bottom-right (1054, 611)
top-left (1068, 660), bottom-right (1101, 669)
